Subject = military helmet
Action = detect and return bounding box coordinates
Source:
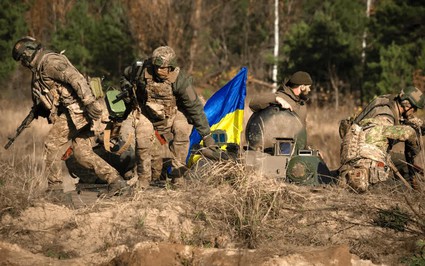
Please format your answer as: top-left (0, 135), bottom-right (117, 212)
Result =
top-left (152, 46), bottom-right (177, 68)
top-left (399, 86), bottom-right (425, 109)
top-left (12, 36), bottom-right (42, 68)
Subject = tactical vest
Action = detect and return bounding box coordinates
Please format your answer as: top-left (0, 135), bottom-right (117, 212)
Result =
top-left (339, 95), bottom-right (399, 138)
top-left (131, 62), bottom-right (178, 124)
top-left (143, 68), bottom-right (178, 122)
top-left (354, 95), bottom-right (399, 125)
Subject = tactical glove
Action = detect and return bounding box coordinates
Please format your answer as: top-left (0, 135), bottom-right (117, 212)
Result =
top-left (86, 101), bottom-right (103, 120)
top-left (203, 134), bottom-right (216, 148)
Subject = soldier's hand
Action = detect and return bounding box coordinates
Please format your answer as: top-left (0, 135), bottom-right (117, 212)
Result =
top-left (275, 97), bottom-right (293, 111)
top-left (203, 134), bottom-right (216, 148)
top-left (86, 101), bottom-right (103, 120)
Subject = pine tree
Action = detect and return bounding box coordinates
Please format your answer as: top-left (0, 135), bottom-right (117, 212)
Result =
top-left (0, 1), bottom-right (28, 83)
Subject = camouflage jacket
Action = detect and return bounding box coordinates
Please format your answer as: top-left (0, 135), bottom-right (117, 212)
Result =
top-left (341, 97), bottom-right (420, 165)
top-left (120, 59), bottom-right (210, 137)
top-left (249, 85), bottom-right (308, 126)
top-left (30, 49), bottom-right (95, 129)
top-left (361, 117), bottom-right (418, 159)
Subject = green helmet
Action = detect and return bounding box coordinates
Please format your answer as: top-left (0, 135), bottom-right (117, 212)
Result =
top-left (399, 86), bottom-right (425, 109)
top-left (12, 36), bottom-right (42, 65)
top-left (152, 46), bottom-right (177, 68)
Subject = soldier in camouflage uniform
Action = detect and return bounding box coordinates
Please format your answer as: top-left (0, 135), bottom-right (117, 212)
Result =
top-left (249, 71), bottom-right (313, 128)
top-left (120, 46), bottom-right (215, 188)
top-left (339, 86), bottom-right (425, 192)
top-left (12, 37), bottom-right (128, 197)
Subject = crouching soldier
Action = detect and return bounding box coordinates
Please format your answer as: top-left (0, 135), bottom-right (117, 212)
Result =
top-left (338, 86), bottom-right (424, 192)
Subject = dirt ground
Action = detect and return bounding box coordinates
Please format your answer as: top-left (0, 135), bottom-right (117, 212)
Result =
top-left (1, 169), bottom-right (424, 266)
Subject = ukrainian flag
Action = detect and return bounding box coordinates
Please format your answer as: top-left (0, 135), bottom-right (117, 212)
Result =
top-left (187, 67), bottom-right (247, 165)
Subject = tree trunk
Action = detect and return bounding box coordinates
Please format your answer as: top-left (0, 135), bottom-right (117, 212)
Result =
top-left (328, 64), bottom-right (339, 110)
top-left (188, 0), bottom-right (202, 74)
top-left (272, 0), bottom-right (279, 89)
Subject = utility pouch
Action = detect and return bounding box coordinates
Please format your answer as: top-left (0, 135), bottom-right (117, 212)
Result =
top-left (89, 77), bottom-right (104, 99)
top-left (345, 167), bottom-right (369, 192)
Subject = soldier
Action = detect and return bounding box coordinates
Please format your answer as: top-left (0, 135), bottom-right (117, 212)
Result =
top-left (120, 46), bottom-right (215, 189)
top-left (12, 36), bottom-right (128, 198)
top-left (249, 71), bottom-right (313, 128)
top-left (339, 86), bottom-right (425, 192)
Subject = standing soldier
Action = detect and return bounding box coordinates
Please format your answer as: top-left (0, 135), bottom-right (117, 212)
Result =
top-left (339, 86), bottom-right (424, 192)
top-left (12, 36), bottom-right (128, 198)
top-left (120, 46), bottom-right (215, 189)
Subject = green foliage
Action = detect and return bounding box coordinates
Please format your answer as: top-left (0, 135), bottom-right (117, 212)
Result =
top-left (401, 239), bottom-right (425, 265)
top-left (281, 0), bottom-right (364, 89)
top-left (373, 206), bottom-right (410, 232)
top-left (365, 0), bottom-right (425, 100)
top-left (0, 1), bottom-right (28, 82)
top-left (50, 1), bottom-right (135, 82)
top-left (376, 43), bottom-right (414, 95)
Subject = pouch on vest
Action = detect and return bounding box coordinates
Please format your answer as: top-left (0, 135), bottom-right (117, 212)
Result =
top-left (340, 123), bottom-right (364, 164)
top-left (344, 167), bottom-right (369, 192)
top-left (89, 77), bottom-right (104, 99)
top-left (105, 88), bottom-right (127, 120)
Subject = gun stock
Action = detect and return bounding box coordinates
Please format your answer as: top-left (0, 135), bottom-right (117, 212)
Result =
top-left (4, 108), bottom-right (36, 150)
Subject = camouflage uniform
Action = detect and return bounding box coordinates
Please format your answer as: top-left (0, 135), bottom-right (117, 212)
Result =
top-left (339, 93), bottom-right (422, 192)
top-left (16, 44), bottom-right (123, 191)
top-left (121, 46), bottom-right (211, 185)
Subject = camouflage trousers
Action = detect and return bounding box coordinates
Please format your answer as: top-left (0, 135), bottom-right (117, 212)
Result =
top-left (132, 109), bottom-right (192, 183)
top-left (338, 158), bottom-right (390, 192)
top-left (44, 112), bottom-right (121, 189)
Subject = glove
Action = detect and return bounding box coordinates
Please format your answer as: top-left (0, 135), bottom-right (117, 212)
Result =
top-left (275, 97), bottom-right (293, 111)
top-left (86, 101), bottom-right (103, 120)
top-left (203, 134), bottom-right (216, 148)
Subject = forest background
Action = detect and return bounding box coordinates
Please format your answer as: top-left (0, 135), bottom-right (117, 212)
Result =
top-left (0, 1), bottom-right (425, 264)
top-left (0, 0), bottom-right (424, 106)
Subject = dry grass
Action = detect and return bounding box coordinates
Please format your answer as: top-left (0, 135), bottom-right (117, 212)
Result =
top-left (187, 160), bottom-right (287, 248)
top-left (183, 158), bottom-right (425, 264)
top-left (0, 100), bottom-right (49, 216)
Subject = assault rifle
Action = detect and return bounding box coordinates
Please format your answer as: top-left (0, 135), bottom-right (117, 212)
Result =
top-left (4, 106), bottom-right (38, 150)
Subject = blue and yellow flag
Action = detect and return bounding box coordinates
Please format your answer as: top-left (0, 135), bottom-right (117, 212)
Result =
top-left (187, 67), bottom-right (247, 165)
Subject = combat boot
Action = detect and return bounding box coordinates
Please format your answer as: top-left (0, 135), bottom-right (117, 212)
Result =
top-left (107, 177), bottom-right (130, 197)
top-left (136, 178), bottom-right (150, 190)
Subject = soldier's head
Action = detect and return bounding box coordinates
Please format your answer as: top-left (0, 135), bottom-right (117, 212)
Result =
top-left (152, 46), bottom-right (177, 80)
top-left (398, 86), bottom-right (425, 117)
top-left (285, 71), bottom-right (312, 97)
top-left (12, 36), bottom-right (42, 68)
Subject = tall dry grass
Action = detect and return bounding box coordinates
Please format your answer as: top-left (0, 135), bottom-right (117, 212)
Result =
top-left (306, 104), bottom-right (358, 169)
top-left (0, 100), bottom-right (50, 215)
